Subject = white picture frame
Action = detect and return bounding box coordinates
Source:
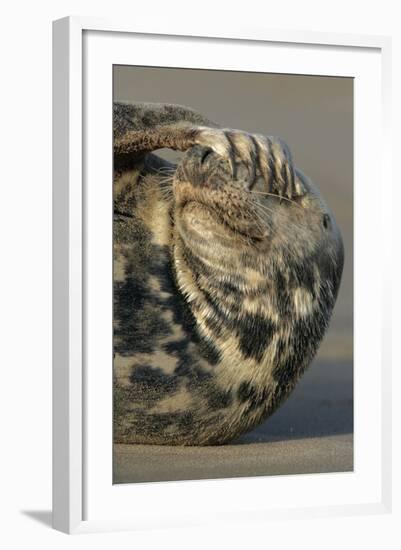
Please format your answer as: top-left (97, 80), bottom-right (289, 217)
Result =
top-left (52, 16), bottom-right (392, 534)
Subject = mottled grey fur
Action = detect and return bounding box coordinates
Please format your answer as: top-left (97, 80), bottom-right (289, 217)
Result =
top-left (113, 101), bottom-right (344, 445)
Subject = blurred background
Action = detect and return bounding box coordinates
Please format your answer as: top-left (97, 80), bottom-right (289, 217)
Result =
top-left (113, 66), bottom-right (353, 481)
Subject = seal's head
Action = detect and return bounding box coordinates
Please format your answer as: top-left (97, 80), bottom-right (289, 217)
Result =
top-left (173, 143), bottom-right (344, 310)
top-left (169, 140), bottom-right (344, 427)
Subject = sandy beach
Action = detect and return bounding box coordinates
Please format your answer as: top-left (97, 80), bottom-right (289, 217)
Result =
top-left (114, 358), bottom-right (353, 483)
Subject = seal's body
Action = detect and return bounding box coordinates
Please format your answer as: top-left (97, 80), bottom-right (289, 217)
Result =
top-left (113, 102), bottom-right (344, 445)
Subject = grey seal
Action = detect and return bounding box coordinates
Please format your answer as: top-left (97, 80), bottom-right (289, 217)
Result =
top-left (113, 101), bottom-right (344, 445)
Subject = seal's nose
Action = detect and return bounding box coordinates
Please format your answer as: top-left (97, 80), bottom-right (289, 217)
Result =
top-left (188, 145), bottom-right (215, 166)
top-left (200, 147), bottom-right (214, 165)
top-left (178, 145), bottom-right (226, 188)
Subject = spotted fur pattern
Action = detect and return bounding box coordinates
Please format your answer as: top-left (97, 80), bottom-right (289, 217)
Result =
top-left (113, 102), bottom-right (344, 445)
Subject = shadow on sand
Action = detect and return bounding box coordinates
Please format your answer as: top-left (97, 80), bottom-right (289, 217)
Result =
top-left (236, 359), bottom-right (353, 445)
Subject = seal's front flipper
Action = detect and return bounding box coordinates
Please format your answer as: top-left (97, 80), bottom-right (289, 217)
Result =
top-left (113, 102), bottom-right (300, 193)
top-left (114, 102), bottom-right (235, 173)
top-left (114, 102), bottom-right (216, 154)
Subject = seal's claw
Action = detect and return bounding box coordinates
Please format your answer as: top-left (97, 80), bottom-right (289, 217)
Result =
top-left (277, 138), bottom-right (296, 198)
top-left (253, 134), bottom-right (273, 191)
top-left (254, 134), bottom-right (305, 199)
top-left (194, 127), bottom-right (262, 182)
top-left (192, 126), bottom-right (304, 198)
top-left (194, 127), bottom-right (236, 177)
top-left (224, 130), bottom-right (258, 188)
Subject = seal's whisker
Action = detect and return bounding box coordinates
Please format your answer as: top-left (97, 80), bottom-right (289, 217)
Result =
top-left (159, 192), bottom-right (173, 201)
top-left (250, 190), bottom-right (302, 208)
top-left (158, 180), bottom-right (174, 188)
top-left (154, 166), bottom-right (177, 175)
top-left (159, 189), bottom-right (174, 201)
top-left (158, 178), bottom-right (175, 186)
top-left (253, 201), bottom-right (275, 217)
top-left (248, 207), bottom-right (267, 234)
top-left (255, 214), bottom-right (268, 234)
top-left (158, 183), bottom-right (174, 194)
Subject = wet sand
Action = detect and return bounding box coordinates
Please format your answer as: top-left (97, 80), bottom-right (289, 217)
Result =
top-left (114, 359), bottom-right (353, 483)
top-left (114, 435), bottom-right (352, 483)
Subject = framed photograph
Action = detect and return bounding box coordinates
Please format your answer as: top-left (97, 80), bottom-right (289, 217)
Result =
top-left (52, 17), bottom-right (392, 534)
